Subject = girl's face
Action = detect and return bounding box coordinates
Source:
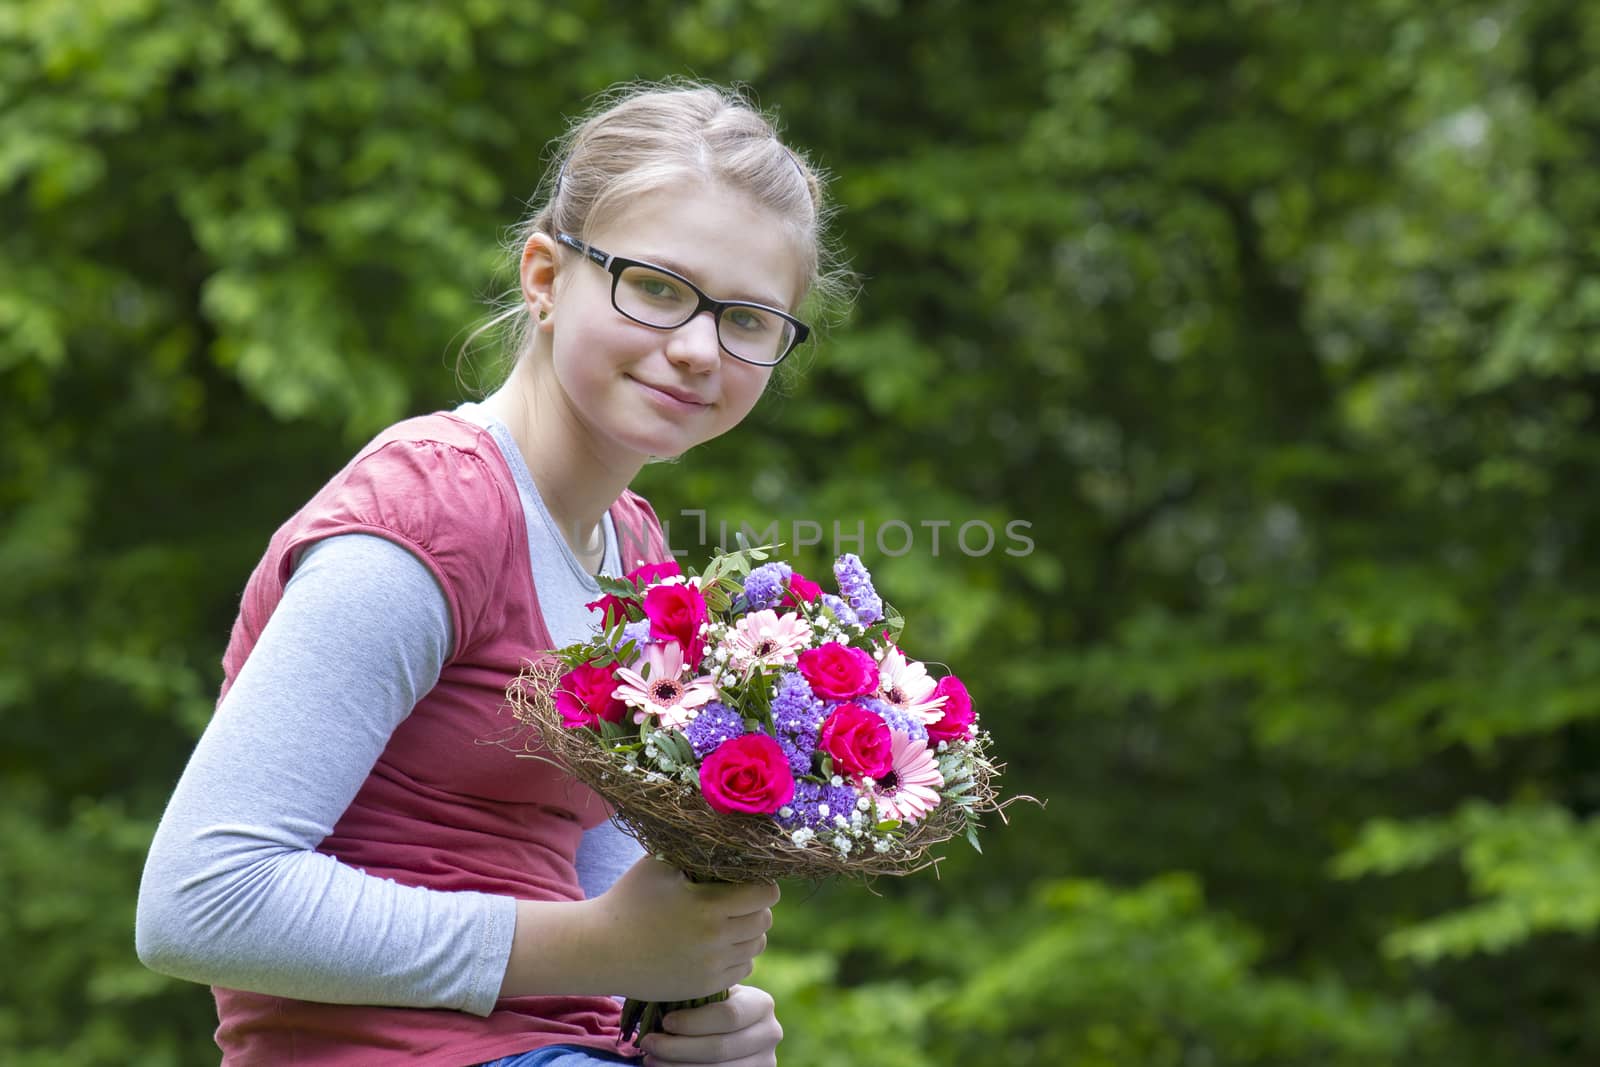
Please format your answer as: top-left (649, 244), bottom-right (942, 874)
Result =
top-left (534, 182), bottom-right (804, 465)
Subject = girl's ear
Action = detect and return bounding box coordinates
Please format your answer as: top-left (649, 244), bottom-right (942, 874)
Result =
top-left (520, 232), bottom-right (561, 324)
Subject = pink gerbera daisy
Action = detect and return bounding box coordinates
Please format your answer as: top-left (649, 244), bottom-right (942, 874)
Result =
top-left (613, 640), bottom-right (717, 729)
top-left (876, 646), bottom-right (948, 724)
top-left (725, 609), bottom-right (812, 671)
top-left (872, 730), bottom-right (945, 824)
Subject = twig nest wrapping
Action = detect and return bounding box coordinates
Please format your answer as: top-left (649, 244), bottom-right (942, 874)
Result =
top-left (507, 660), bottom-right (1009, 884)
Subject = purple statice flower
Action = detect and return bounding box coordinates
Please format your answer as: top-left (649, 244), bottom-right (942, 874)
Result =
top-left (777, 780), bottom-right (822, 829)
top-left (778, 733), bottom-right (814, 776)
top-left (742, 561), bottom-right (793, 611)
top-left (817, 781), bottom-right (864, 827)
top-left (825, 779), bottom-right (861, 811)
top-left (770, 672), bottom-right (826, 736)
top-left (771, 672), bottom-right (826, 775)
top-left (862, 697), bottom-right (928, 744)
top-left (833, 554), bottom-right (884, 625)
top-left (819, 593), bottom-right (859, 628)
top-left (683, 701), bottom-right (745, 759)
top-left (778, 780), bottom-right (864, 829)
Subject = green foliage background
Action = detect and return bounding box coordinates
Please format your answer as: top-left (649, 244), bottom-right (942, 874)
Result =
top-left (5, 1), bottom-right (1599, 1063)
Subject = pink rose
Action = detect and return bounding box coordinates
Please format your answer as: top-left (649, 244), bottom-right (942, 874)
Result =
top-left (699, 734), bottom-right (796, 815)
top-left (586, 560), bottom-right (682, 625)
top-left (555, 663), bottom-right (627, 729)
top-left (796, 643), bottom-right (879, 701)
top-left (927, 676), bottom-right (976, 743)
top-left (819, 702), bottom-right (894, 779)
top-left (585, 592), bottom-right (635, 627)
top-left (783, 572), bottom-right (822, 605)
top-left (643, 582), bottom-right (708, 668)
top-left (627, 559), bottom-right (681, 585)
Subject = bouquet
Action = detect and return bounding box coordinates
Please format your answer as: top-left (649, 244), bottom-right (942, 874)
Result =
top-left (507, 546), bottom-right (1014, 1043)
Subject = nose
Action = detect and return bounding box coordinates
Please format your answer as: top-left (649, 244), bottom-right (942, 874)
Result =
top-left (665, 310), bottom-right (723, 372)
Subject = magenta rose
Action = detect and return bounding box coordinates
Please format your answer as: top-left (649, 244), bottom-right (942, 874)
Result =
top-left (627, 559), bottom-right (681, 585)
top-left (927, 675), bottom-right (976, 743)
top-left (585, 592), bottom-right (635, 627)
top-left (555, 663), bottom-right (627, 729)
top-left (819, 702), bottom-right (894, 779)
top-left (585, 560), bottom-right (683, 625)
top-left (699, 734), bottom-right (796, 815)
top-left (796, 643), bottom-right (879, 701)
top-left (783, 571), bottom-right (822, 605)
top-left (643, 582), bottom-right (708, 668)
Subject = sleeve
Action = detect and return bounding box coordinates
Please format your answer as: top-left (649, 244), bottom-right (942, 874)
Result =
top-left (273, 438), bottom-right (519, 660)
top-left (135, 534), bottom-right (517, 1015)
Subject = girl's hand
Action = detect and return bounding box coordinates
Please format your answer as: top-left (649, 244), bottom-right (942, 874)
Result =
top-left (639, 984), bottom-right (782, 1067)
top-left (586, 858), bottom-right (779, 1002)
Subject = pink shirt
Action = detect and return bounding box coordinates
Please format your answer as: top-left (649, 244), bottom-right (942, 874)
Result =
top-left (213, 413), bottom-right (667, 1065)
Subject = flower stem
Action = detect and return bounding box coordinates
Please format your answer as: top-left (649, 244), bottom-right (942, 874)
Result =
top-left (615, 869), bottom-right (735, 1046)
top-left (619, 990), bottom-right (729, 1045)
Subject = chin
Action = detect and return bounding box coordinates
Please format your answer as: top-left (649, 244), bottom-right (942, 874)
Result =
top-left (619, 434), bottom-right (695, 463)
top-left (622, 423), bottom-right (725, 462)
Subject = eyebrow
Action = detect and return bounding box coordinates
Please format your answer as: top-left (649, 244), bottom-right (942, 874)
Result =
top-left (629, 250), bottom-right (791, 312)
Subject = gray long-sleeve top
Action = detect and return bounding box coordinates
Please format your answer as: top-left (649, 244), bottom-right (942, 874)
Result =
top-left (135, 406), bottom-right (646, 1016)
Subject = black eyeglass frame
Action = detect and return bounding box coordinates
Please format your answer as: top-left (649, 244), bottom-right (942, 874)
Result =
top-left (555, 232), bottom-right (810, 367)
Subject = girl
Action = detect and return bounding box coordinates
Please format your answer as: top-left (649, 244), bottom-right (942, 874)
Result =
top-left (137, 81), bottom-right (844, 1067)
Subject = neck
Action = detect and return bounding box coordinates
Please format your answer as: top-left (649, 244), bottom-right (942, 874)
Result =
top-left (481, 359), bottom-right (644, 562)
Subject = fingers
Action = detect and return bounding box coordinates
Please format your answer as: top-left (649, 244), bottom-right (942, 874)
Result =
top-left (660, 985), bottom-right (772, 1035)
top-left (598, 866), bottom-right (779, 1000)
top-left (694, 905), bottom-right (769, 952)
top-left (725, 908), bottom-right (772, 942)
top-left (701, 914), bottom-right (769, 967)
top-left (729, 932), bottom-right (767, 959)
top-left (642, 1046), bottom-right (777, 1067)
top-left (642, 1051), bottom-right (776, 1067)
top-left (695, 879), bottom-right (780, 917)
top-left (640, 985), bottom-right (782, 1066)
top-left (711, 915), bottom-right (769, 983)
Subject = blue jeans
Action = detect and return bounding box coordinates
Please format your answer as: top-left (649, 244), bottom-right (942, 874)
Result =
top-left (478, 1046), bottom-right (640, 1067)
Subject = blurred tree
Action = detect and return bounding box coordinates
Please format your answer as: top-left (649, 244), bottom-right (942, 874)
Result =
top-left (4, 0), bottom-right (1598, 1064)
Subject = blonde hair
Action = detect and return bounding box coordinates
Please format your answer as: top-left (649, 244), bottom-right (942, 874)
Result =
top-left (462, 80), bottom-right (851, 388)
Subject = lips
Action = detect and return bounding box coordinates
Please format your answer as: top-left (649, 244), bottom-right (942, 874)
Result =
top-left (632, 377), bottom-right (712, 407)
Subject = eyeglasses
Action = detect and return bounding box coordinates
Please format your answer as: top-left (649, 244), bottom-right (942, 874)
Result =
top-left (556, 232), bottom-right (810, 367)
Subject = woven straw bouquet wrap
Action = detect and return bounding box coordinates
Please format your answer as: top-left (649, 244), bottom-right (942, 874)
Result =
top-left (507, 657), bottom-right (1010, 885)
